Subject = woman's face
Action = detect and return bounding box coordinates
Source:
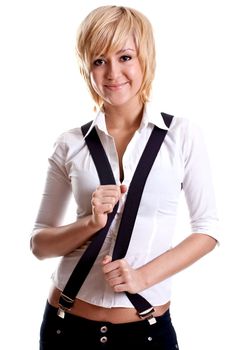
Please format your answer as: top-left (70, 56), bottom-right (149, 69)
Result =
top-left (89, 36), bottom-right (143, 108)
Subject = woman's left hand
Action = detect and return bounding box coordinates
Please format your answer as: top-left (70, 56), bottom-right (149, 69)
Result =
top-left (102, 255), bottom-right (144, 293)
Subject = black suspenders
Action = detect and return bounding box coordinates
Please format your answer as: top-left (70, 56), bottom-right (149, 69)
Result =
top-left (58, 113), bottom-right (173, 324)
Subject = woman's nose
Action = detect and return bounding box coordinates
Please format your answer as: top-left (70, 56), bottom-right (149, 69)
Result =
top-left (106, 61), bottom-right (121, 80)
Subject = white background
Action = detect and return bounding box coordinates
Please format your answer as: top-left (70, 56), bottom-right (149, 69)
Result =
top-left (0, 0), bottom-right (232, 349)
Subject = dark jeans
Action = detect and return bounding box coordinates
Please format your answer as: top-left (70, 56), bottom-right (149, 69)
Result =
top-left (40, 301), bottom-right (179, 349)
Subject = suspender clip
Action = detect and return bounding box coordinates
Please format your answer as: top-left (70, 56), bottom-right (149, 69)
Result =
top-left (138, 307), bottom-right (157, 325)
top-left (57, 293), bottom-right (74, 319)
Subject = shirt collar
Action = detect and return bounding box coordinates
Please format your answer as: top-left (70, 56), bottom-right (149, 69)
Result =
top-left (82, 110), bottom-right (107, 138)
top-left (83, 102), bottom-right (168, 138)
top-left (139, 102), bottom-right (169, 131)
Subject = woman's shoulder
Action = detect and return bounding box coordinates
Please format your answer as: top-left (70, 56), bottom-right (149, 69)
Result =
top-left (53, 121), bottom-right (93, 152)
top-left (55, 126), bottom-right (86, 145)
top-left (49, 123), bottom-right (92, 162)
top-left (169, 113), bottom-right (203, 138)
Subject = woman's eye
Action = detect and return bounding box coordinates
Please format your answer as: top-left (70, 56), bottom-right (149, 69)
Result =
top-left (120, 55), bottom-right (132, 62)
top-left (93, 59), bottom-right (105, 66)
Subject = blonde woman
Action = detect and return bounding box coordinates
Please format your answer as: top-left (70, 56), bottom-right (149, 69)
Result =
top-left (31, 5), bottom-right (218, 349)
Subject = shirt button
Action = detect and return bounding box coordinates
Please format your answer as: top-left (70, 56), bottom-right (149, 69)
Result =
top-left (100, 325), bottom-right (108, 333)
top-left (100, 336), bottom-right (108, 343)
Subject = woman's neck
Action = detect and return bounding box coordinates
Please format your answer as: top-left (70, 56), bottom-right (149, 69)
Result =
top-left (104, 100), bottom-right (144, 132)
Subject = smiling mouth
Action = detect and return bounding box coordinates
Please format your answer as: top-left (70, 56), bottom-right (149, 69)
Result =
top-left (105, 82), bottom-right (128, 90)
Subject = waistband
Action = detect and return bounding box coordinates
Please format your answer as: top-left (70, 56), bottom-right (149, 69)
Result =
top-left (44, 301), bottom-right (171, 331)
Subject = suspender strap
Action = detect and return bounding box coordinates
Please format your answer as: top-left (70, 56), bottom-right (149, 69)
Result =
top-left (81, 121), bottom-right (116, 185)
top-left (58, 113), bottom-right (173, 324)
top-left (111, 123), bottom-right (172, 320)
top-left (112, 122), bottom-right (172, 260)
top-left (58, 123), bottom-right (118, 314)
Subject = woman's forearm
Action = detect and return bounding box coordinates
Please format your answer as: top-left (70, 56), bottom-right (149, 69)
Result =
top-left (31, 185), bottom-right (125, 260)
top-left (30, 215), bottom-right (103, 260)
top-left (138, 233), bottom-right (217, 290)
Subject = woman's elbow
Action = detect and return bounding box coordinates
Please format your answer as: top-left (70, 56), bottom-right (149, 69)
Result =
top-left (30, 231), bottom-right (47, 260)
top-left (205, 234), bottom-right (218, 251)
top-left (193, 233), bottom-right (218, 254)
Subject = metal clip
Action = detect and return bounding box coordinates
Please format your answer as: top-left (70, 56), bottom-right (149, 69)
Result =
top-left (57, 293), bottom-right (74, 319)
top-left (138, 307), bottom-right (157, 325)
top-left (60, 293), bottom-right (74, 306)
top-left (146, 314), bottom-right (157, 325)
top-left (57, 307), bottom-right (65, 319)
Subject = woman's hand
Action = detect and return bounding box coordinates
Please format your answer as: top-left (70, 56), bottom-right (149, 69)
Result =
top-left (91, 184), bottom-right (127, 229)
top-left (102, 255), bottom-right (144, 294)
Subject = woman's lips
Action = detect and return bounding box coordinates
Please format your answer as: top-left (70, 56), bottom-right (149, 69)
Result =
top-left (105, 82), bottom-right (128, 90)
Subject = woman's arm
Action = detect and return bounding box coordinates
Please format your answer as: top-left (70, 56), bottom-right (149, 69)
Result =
top-left (31, 184), bottom-right (127, 260)
top-left (102, 233), bottom-right (217, 293)
top-left (30, 215), bottom-right (102, 260)
top-left (136, 233), bottom-right (217, 291)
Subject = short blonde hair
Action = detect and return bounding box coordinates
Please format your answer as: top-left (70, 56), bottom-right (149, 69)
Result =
top-left (76, 6), bottom-right (156, 107)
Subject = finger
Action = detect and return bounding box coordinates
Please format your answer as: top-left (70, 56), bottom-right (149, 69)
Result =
top-left (102, 255), bottom-right (112, 265)
top-left (120, 184), bottom-right (127, 194)
top-left (114, 283), bottom-right (127, 293)
top-left (102, 259), bottom-right (123, 274)
top-left (94, 186), bottom-right (122, 200)
top-left (104, 268), bottom-right (121, 280)
top-left (108, 276), bottom-right (124, 287)
top-left (92, 203), bottom-right (114, 214)
top-left (92, 193), bottom-right (120, 207)
top-left (99, 196), bottom-right (118, 206)
top-left (96, 185), bottom-right (122, 195)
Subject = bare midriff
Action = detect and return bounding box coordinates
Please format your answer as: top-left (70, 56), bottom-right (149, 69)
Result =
top-left (48, 284), bottom-right (170, 324)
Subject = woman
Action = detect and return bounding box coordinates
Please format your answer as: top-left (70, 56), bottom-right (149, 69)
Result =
top-left (31, 5), bottom-right (219, 349)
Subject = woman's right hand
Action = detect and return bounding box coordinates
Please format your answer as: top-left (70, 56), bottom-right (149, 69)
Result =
top-left (31, 184), bottom-right (127, 259)
top-left (90, 184), bottom-right (127, 228)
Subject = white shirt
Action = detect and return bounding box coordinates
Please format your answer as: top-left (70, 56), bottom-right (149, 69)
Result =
top-left (33, 102), bottom-right (219, 307)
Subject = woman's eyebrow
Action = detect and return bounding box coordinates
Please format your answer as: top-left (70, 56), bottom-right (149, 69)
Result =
top-left (116, 48), bottom-right (136, 54)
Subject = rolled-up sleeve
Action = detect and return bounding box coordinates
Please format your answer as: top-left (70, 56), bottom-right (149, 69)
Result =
top-left (182, 121), bottom-right (219, 242)
top-left (32, 134), bottom-right (72, 232)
